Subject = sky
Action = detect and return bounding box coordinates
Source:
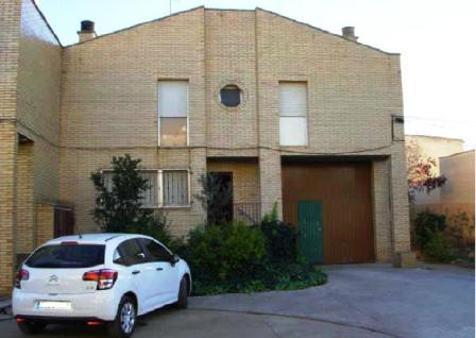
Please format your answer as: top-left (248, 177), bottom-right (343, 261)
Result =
top-left (37, 0), bottom-right (476, 150)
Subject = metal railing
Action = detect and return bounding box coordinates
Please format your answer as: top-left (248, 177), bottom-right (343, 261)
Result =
top-left (233, 202), bottom-right (261, 225)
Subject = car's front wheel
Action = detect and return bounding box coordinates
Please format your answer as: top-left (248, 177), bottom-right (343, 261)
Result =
top-left (175, 276), bottom-right (189, 309)
top-left (108, 296), bottom-right (137, 338)
top-left (17, 320), bottom-right (47, 335)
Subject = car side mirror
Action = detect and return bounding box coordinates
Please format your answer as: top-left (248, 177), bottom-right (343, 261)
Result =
top-left (170, 254), bottom-right (179, 266)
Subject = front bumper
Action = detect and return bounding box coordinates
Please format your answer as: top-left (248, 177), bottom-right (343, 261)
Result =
top-left (12, 288), bottom-right (118, 321)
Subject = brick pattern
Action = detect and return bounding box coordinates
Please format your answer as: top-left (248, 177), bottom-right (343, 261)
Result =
top-left (15, 141), bottom-right (34, 254)
top-left (0, 6), bottom-right (413, 293)
top-left (35, 203), bottom-right (55, 246)
top-left (372, 158), bottom-right (392, 261)
top-left (207, 158), bottom-right (260, 203)
top-left (0, 0), bottom-right (21, 295)
top-left (0, 123), bottom-right (17, 294)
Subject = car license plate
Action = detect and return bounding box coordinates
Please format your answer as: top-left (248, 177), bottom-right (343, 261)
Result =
top-left (37, 301), bottom-right (72, 311)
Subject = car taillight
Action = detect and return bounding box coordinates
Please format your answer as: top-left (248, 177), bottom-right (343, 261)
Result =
top-left (14, 269), bottom-right (29, 289)
top-left (82, 269), bottom-right (118, 290)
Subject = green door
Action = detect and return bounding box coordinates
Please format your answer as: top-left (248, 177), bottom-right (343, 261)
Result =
top-left (298, 200), bottom-right (324, 264)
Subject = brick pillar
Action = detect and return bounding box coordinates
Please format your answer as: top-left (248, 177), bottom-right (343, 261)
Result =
top-left (259, 149), bottom-right (282, 219)
top-left (372, 158), bottom-right (392, 262)
top-left (16, 141), bottom-right (34, 254)
top-left (0, 123), bottom-right (17, 295)
top-left (389, 143), bottom-right (415, 268)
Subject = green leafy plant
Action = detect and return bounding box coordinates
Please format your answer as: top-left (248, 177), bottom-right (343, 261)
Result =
top-left (182, 223), bottom-right (267, 288)
top-left (414, 211), bottom-right (447, 249)
top-left (90, 154), bottom-right (172, 246)
top-left (195, 173), bottom-right (233, 226)
top-left (260, 204), bottom-right (297, 262)
top-left (424, 231), bottom-right (453, 262)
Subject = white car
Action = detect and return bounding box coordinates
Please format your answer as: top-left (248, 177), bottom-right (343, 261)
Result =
top-left (12, 233), bottom-right (191, 337)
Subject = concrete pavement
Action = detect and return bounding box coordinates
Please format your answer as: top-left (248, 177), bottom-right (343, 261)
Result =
top-left (0, 264), bottom-right (473, 337)
top-left (191, 264), bottom-right (475, 338)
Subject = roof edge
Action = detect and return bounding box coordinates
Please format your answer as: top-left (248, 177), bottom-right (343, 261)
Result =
top-left (255, 7), bottom-right (400, 56)
top-left (440, 149), bottom-right (475, 159)
top-left (31, 0), bottom-right (63, 47)
top-left (406, 134), bottom-right (465, 142)
top-left (64, 5), bottom-right (205, 48)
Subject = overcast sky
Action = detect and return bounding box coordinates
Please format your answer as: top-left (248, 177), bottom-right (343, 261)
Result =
top-left (37, 0), bottom-right (476, 150)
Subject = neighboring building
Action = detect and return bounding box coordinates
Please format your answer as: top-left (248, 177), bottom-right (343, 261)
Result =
top-left (405, 135), bottom-right (464, 175)
top-left (0, 0), bottom-right (412, 293)
top-left (406, 135), bottom-right (475, 245)
top-left (405, 135), bottom-right (464, 205)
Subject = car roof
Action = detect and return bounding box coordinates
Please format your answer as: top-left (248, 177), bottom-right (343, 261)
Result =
top-left (45, 233), bottom-right (146, 245)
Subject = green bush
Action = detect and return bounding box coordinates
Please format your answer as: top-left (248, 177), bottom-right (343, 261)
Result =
top-left (414, 211), bottom-right (447, 248)
top-left (181, 223), bottom-right (267, 290)
top-left (424, 231), bottom-right (453, 262)
top-left (260, 206), bottom-right (297, 262)
top-left (179, 219), bottom-right (327, 295)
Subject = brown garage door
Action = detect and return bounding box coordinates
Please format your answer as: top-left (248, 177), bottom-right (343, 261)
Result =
top-left (282, 161), bottom-right (374, 264)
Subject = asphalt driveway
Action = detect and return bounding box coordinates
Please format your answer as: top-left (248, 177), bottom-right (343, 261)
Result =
top-left (0, 264), bottom-right (473, 337)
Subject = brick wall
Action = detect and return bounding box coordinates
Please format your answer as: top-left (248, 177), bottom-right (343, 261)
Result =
top-left (207, 158), bottom-right (260, 203)
top-left (59, 7), bottom-right (411, 254)
top-left (15, 141), bottom-right (34, 254)
top-left (60, 8), bottom-right (207, 236)
top-left (0, 123), bottom-right (18, 294)
top-left (0, 5), bottom-right (412, 293)
top-left (0, 0), bottom-right (21, 295)
top-left (36, 203), bottom-right (55, 246)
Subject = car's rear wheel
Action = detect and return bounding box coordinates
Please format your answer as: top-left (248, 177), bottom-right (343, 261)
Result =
top-left (17, 320), bottom-right (47, 335)
top-left (175, 276), bottom-right (189, 309)
top-left (108, 296), bottom-right (137, 338)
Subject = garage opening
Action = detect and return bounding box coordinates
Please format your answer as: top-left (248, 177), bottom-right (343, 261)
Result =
top-left (282, 158), bottom-right (374, 264)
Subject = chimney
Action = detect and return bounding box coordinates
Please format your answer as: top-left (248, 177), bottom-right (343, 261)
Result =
top-left (78, 20), bottom-right (96, 43)
top-left (342, 26), bottom-right (358, 41)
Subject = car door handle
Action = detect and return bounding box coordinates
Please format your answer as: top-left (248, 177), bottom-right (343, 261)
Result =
top-left (132, 270), bottom-right (141, 275)
top-left (156, 267), bottom-right (163, 271)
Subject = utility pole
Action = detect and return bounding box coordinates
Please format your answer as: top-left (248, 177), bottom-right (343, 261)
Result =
top-left (169, 0), bottom-right (172, 14)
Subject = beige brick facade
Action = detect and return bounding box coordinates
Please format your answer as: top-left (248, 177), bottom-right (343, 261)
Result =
top-left (0, 3), bottom-right (412, 293)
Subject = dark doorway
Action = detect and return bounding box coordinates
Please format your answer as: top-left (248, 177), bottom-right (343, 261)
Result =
top-left (54, 206), bottom-right (75, 238)
top-left (207, 172), bottom-right (233, 225)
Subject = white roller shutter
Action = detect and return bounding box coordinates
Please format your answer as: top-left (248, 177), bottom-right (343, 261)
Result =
top-left (279, 82), bottom-right (308, 146)
top-left (158, 81), bottom-right (188, 117)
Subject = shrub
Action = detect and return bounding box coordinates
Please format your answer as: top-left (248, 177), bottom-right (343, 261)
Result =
top-left (414, 211), bottom-right (447, 248)
top-left (260, 205), bottom-right (297, 262)
top-left (182, 223), bottom-right (267, 291)
top-left (91, 154), bottom-right (153, 233)
top-left (424, 231), bottom-right (453, 262)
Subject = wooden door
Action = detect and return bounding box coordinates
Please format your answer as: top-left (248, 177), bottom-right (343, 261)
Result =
top-left (282, 162), bottom-right (374, 264)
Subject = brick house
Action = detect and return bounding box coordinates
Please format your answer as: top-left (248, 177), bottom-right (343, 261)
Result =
top-left (0, 0), bottom-right (413, 294)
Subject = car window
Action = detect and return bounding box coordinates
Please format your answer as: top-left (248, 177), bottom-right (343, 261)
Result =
top-left (115, 239), bottom-right (147, 266)
top-left (25, 244), bottom-right (105, 268)
top-left (140, 239), bottom-right (172, 262)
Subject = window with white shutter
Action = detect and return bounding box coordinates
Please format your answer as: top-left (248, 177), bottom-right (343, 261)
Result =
top-left (162, 170), bottom-right (189, 206)
top-left (158, 81), bottom-right (188, 146)
top-left (279, 82), bottom-right (308, 146)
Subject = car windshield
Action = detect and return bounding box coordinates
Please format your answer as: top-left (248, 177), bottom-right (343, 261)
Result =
top-left (25, 244), bottom-right (105, 268)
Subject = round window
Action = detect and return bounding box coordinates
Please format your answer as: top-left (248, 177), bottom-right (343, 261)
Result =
top-left (220, 85), bottom-right (241, 107)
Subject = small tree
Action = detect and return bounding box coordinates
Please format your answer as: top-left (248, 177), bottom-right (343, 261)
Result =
top-left (91, 154), bottom-right (153, 233)
top-left (406, 139), bottom-right (447, 201)
top-left (195, 173), bottom-right (233, 226)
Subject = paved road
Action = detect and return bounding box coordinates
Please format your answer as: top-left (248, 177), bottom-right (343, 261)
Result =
top-left (0, 264), bottom-right (473, 337)
top-left (192, 264), bottom-right (475, 338)
top-left (0, 307), bottom-right (388, 338)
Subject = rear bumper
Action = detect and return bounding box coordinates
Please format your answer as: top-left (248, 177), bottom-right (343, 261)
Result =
top-left (15, 315), bottom-right (106, 323)
top-left (12, 288), bottom-right (119, 321)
